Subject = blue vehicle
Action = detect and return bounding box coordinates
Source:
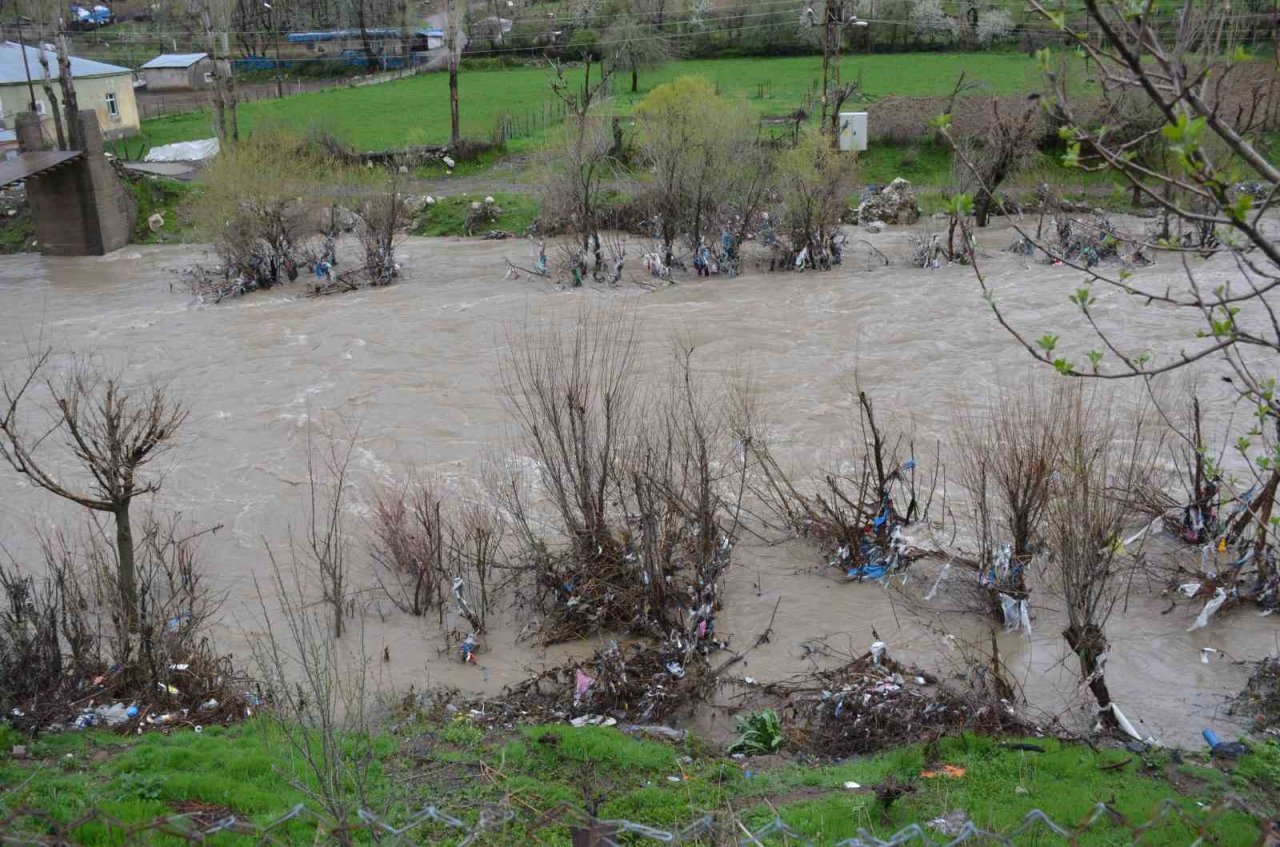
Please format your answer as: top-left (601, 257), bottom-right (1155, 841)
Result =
top-left (69, 4), bottom-right (112, 29)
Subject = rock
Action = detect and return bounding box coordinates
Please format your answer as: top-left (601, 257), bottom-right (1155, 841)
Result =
top-left (622, 724), bottom-right (687, 742)
top-left (147, 212), bottom-right (165, 232)
top-left (10, 745), bottom-right (28, 759)
top-left (856, 177), bottom-right (921, 226)
top-left (864, 220), bottom-right (886, 233)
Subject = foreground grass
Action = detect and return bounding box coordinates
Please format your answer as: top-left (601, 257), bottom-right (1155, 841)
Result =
top-left (137, 52), bottom-right (1074, 152)
top-left (2, 717), bottom-right (1275, 845)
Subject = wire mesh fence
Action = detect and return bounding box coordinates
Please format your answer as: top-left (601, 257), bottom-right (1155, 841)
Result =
top-left (0, 795), bottom-right (1267, 846)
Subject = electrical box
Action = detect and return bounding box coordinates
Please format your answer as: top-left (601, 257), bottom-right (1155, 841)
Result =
top-left (838, 112), bottom-right (868, 152)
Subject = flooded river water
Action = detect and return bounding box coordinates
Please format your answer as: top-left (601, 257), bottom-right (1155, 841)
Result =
top-left (0, 225), bottom-right (1274, 747)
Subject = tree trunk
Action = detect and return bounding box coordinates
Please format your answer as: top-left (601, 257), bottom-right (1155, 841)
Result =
top-left (55, 35), bottom-right (81, 150)
top-left (1252, 470), bottom-right (1279, 582)
top-left (1063, 623), bottom-right (1119, 729)
top-left (975, 189), bottom-right (993, 228)
top-left (631, 64), bottom-right (638, 93)
top-left (449, 58), bottom-right (460, 144)
top-left (114, 500), bottom-right (138, 628)
top-left (36, 52), bottom-right (67, 150)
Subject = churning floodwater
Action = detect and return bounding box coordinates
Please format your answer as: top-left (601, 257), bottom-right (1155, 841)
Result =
top-left (0, 224), bottom-right (1275, 747)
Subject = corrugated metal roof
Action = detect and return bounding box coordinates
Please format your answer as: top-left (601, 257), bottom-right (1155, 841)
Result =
top-left (140, 53), bottom-right (209, 69)
top-left (0, 42), bottom-right (129, 85)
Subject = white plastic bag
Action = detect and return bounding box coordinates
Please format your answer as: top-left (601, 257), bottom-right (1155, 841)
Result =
top-left (1188, 587), bottom-right (1227, 631)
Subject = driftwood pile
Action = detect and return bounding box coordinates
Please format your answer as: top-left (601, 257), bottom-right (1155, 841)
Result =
top-left (759, 649), bottom-right (1034, 758)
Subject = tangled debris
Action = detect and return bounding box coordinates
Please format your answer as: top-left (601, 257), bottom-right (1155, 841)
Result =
top-left (4, 651), bottom-right (257, 737)
top-left (499, 637), bottom-right (737, 725)
top-left (1039, 215), bottom-right (1151, 268)
top-left (855, 178), bottom-right (921, 226)
top-left (761, 647), bottom-right (1034, 758)
top-left (1232, 657), bottom-right (1280, 735)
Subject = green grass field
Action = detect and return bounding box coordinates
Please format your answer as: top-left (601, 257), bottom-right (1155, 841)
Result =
top-left (137, 52), bottom-right (1068, 152)
top-left (2, 718), bottom-right (1276, 845)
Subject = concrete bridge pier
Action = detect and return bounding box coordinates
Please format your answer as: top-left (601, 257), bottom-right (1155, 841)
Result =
top-left (16, 110), bottom-right (135, 256)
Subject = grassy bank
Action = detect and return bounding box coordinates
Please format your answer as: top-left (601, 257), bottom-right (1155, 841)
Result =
top-left (2, 718), bottom-right (1275, 845)
top-left (137, 52), bottom-right (1073, 152)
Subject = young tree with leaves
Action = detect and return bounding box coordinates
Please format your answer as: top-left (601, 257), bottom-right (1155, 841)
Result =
top-left (961, 2), bottom-right (1280, 586)
top-left (635, 76), bottom-right (753, 265)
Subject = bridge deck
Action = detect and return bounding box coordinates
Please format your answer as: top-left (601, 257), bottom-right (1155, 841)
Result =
top-left (0, 150), bottom-right (84, 189)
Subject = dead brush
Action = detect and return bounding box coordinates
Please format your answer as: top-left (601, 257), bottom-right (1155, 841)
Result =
top-left (1, 515), bottom-right (249, 735)
top-left (498, 309), bottom-right (741, 644)
top-left (737, 389), bottom-right (933, 572)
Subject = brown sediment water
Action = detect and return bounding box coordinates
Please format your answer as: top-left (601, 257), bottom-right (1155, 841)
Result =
top-left (0, 224), bottom-right (1274, 747)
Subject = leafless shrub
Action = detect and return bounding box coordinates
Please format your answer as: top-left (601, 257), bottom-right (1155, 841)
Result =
top-left (370, 479), bottom-right (447, 620)
top-left (943, 99), bottom-right (1037, 227)
top-left (1045, 386), bottom-right (1161, 732)
top-left (738, 388), bottom-right (929, 577)
top-left (303, 427), bottom-right (356, 639)
top-left (449, 498), bottom-right (506, 635)
top-left (955, 381), bottom-right (1067, 608)
top-left (498, 307), bottom-right (738, 643)
top-left (1, 514), bottom-right (241, 734)
top-left (251, 549), bottom-right (378, 833)
top-left (369, 480), bottom-right (506, 635)
top-left (352, 177), bottom-right (409, 286)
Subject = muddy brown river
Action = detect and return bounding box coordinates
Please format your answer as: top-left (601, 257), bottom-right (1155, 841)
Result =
top-left (1, 224), bottom-right (1275, 747)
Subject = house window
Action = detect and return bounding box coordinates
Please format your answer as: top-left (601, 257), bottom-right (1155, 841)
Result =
top-left (203, 71), bottom-right (214, 83)
top-left (105, 91), bottom-right (118, 118)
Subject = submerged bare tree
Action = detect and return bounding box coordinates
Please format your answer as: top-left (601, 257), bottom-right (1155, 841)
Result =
top-left (1045, 387), bottom-right (1159, 731)
top-left (498, 306), bottom-right (738, 642)
top-left (303, 426), bottom-right (356, 638)
top-left (954, 2), bottom-right (1280, 599)
top-left (955, 380), bottom-right (1066, 598)
top-left (546, 58), bottom-right (617, 275)
top-left (0, 353), bottom-right (186, 625)
top-left (370, 478), bottom-right (447, 619)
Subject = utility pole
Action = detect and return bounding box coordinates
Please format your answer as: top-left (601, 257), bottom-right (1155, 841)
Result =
top-left (264, 2), bottom-right (283, 98)
top-left (15, 0), bottom-right (37, 112)
top-left (820, 0), bottom-right (866, 149)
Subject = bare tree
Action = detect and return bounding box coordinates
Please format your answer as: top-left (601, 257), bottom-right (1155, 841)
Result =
top-left (1045, 386), bottom-right (1159, 732)
top-left (190, 0), bottom-right (239, 141)
top-left (942, 99), bottom-right (1037, 227)
top-left (546, 58), bottom-right (616, 275)
top-left (252, 549), bottom-right (377, 830)
top-left (963, 2), bottom-right (1280, 590)
top-left (955, 380), bottom-right (1066, 602)
top-left (444, 0), bottom-right (463, 145)
top-left (602, 11), bottom-right (669, 93)
top-left (34, 46), bottom-right (66, 150)
top-left (303, 425), bottom-right (356, 638)
top-left (0, 353), bottom-right (186, 625)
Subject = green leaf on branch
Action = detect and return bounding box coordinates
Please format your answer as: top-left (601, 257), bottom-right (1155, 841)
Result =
top-left (1037, 334), bottom-right (1059, 354)
top-left (1069, 287), bottom-right (1095, 308)
top-left (1052, 358), bottom-right (1073, 375)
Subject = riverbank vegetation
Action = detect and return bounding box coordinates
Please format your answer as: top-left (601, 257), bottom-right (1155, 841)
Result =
top-left (2, 719), bottom-right (1276, 845)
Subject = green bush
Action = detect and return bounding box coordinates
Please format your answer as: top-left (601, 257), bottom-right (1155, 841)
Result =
top-left (728, 709), bottom-right (785, 756)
